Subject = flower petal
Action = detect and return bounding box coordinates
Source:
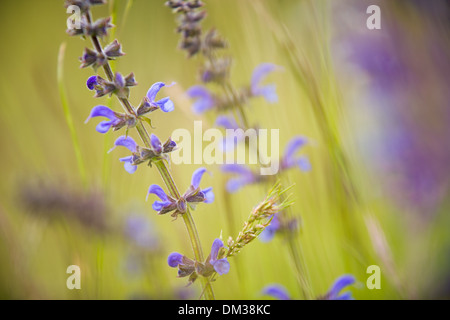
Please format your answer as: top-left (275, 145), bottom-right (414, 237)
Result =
top-left (191, 167), bottom-right (208, 189)
top-left (251, 63), bottom-right (279, 94)
top-left (112, 135), bottom-right (137, 153)
top-left (147, 184), bottom-right (169, 202)
top-left (221, 164), bottom-right (253, 176)
top-left (86, 75), bottom-right (98, 90)
top-left (152, 200), bottom-right (172, 212)
top-left (201, 187), bottom-right (214, 204)
top-left (187, 85), bottom-right (215, 114)
top-left (297, 156), bottom-right (311, 172)
top-left (282, 136), bottom-right (308, 168)
top-left (150, 134), bottom-right (163, 154)
top-left (96, 121), bottom-right (113, 134)
top-left (259, 84), bottom-right (278, 103)
top-left (215, 115), bottom-right (238, 130)
top-left (120, 156), bottom-right (137, 174)
top-left (115, 72), bottom-right (125, 87)
top-left (261, 284), bottom-right (291, 300)
top-left (226, 177), bottom-right (251, 193)
top-left (327, 274), bottom-right (355, 299)
top-left (146, 82), bottom-right (167, 102)
top-left (210, 238), bottom-right (224, 262)
top-left (284, 136), bottom-right (307, 160)
top-left (259, 215), bottom-right (281, 243)
top-left (213, 258), bottom-right (230, 275)
top-left (336, 291), bottom-right (353, 300)
top-left (167, 252), bottom-right (183, 268)
top-left (85, 105), bottom-right (117, 123)
top-left (154, 97), bottom-right (175, 112)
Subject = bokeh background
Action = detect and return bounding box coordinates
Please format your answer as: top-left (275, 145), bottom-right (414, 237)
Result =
top-left (0, 0), bottom-right (449, 299)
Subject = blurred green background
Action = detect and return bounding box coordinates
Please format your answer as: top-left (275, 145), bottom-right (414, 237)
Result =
top-left (0, 0), bottom-right (449, 299)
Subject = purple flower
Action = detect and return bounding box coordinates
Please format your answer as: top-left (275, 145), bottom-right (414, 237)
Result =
top-left (208, 238), bottom-right (230, 275)
top-left (259, 215), bottom-right (281, 243)
top-left (145, 82), bottom-right (175, 113)
top-left (85, 105), bottom-right (122, 133)
top-left (281, 136), bottom-right (311, 172)
top-left (221, 164), bottom-right (259, 193)
top-left (186, 85), bottom-right (215, 114)
top-left (86, 73), bottom-right (136, 98)
top-left (322, 274), bottom-right (355, 300)
top-left (146, 167), bottom-right (213, 218)
top-left (215, 115), bottom-right (243, 151)
top-left (251, 63), bottom-right (281, 103)
top-left (167, 238), bottom-right (230, 282)
top-left (262, 274), bottom-right (356, 300)
top-left (110, 135), bottom-right (138, 174)
top-left (86, 75), bottom-right (98, 90)
top-left (109, 134), bottom-right (177, 174)
top-left (167, 252), bottom-right (184, 268)
top-left (184, 167), bottom-right (215, 204)
top-left (150, 134), bottom-right (162, 154)
top-left (259, 214), bottom-right (299, 243)
top-left (261, 284), bottom-right (291, 300)
top-left (146, 184), bottom-right (177, 214)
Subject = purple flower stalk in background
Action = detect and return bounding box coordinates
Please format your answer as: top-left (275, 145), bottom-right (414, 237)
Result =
top-left (258, 214), bottom-right (281, 243)
top-left (259, 213), bottom-right (300, 243)
top-left (262, 274), bottom-right (355, 300)
top-left (261, 284), bottom-right (291, 300)
top-left (147, 167), bottom-right (214, 218)
top-left (250, 63), bottom-right (281, 104)
top-left (186, 85), bottom-right (216, 114)
top-left (221, 137), bottom-right (310, 193)
top-left (280, 136), bottom-right (311, 172)
top-left (221, 164), bottom-right (261, 193)
top-left (320, 274), bottom-right (355, 300)
top-left (215, 115), bottom-right (245, 151)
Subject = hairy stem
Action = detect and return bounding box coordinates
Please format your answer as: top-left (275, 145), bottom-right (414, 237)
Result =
top-left (84, 10), bottom-right (214, 300)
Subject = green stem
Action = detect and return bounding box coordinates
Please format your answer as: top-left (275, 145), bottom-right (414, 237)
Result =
top-left (84, 10), bottom-right (214, 300)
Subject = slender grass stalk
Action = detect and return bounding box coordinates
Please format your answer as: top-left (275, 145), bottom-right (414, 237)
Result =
top-left (82, 8), bottom-right (214, 300)
top-left (57, 42), bottom-right (87, 187)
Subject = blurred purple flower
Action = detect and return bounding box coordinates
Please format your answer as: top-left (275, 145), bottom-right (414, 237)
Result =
top-left (281, 136), bottom-right (311, 172)
top-left (251, 63), bottom-right (281, 103)
top-left (187, 85), bottom-right (216, 114)
top-left (262, 274), bottom-right (355, 300)
top-left (261, 284), bottom-right (291, 300)
top-left (215, 115), bottom-right (244, 152)
top-left (321, 274), bottom-right (355, 300)
top-left (259, 215), bottom-right (281, 243)
top-left (221, 164), bottom-right (259, 193)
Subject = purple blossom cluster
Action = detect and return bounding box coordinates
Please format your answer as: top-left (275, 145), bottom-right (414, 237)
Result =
top-left (65, 0), bottom-right (222, 292)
